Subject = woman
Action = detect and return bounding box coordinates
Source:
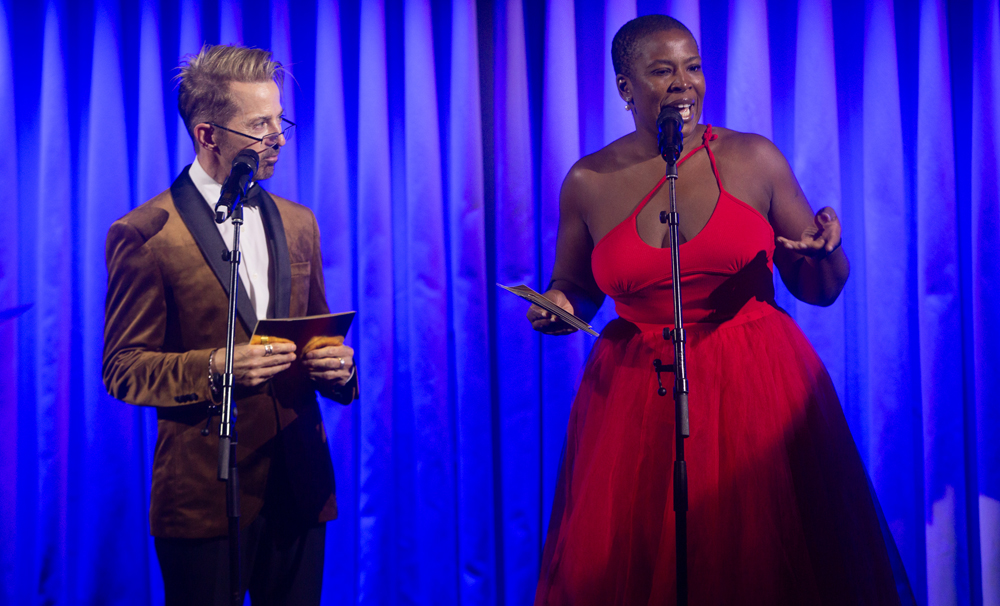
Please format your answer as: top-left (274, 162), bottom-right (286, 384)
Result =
top-left (529, 15), bottom-right (907, 605)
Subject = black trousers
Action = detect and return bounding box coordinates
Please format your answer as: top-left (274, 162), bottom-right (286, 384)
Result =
top-left (154, 514), bottom-right (326, 606)
top-left (154, 434), bottom-right (328, 606)
top-left (154, 511), bottom-right (326, 606)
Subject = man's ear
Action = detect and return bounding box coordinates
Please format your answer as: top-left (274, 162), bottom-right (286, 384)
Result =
top-left (192, 123), bottom-right (216, 152)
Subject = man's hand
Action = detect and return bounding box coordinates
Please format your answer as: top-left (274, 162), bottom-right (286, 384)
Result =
top-left (527, 289), bottom-right (578, 335)
top-left (211, 343), bottom-right (297, 387)
top-left (776, 206), bottom-right (843, 259)
top-left (302, 344), bottom-right (356, 388)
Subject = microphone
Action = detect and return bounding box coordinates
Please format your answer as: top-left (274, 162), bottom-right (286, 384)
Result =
top-left (657, 106), bottom-right (684, 166)
top-left (214, 149), bottom-right (260, 223)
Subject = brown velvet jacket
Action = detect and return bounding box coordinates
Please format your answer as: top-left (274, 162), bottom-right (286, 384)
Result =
top-left (103, 166), bottom-right (356, 539)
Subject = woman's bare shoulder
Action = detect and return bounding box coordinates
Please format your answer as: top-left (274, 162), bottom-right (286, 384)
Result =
top-left (566, 134), bottom-right (642, 188)
top-left (563, 137), bottom-right (630, 203)
top-left (710, 127), bottom-right (785, 166)
top-left (707, 128), bottom-right (793, 197)
top-left (710, 126), bottom-right (777, 152)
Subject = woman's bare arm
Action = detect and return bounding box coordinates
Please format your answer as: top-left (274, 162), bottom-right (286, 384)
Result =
top-left (758, 137), bottom-right (849, 306)
top-left (528, 165), bottom-right (606, 334)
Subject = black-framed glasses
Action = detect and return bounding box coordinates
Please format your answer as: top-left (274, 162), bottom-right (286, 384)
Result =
top-left (209, 117), bottom-right (295, 148)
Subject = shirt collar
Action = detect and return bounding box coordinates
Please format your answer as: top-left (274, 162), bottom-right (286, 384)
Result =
top-left (190, 156), bottom-right (223, 210)
top-left (190, 156), bottom-right (258, 212)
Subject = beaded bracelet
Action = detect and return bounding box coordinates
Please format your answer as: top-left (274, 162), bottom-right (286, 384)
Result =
top-left (208, 348), bottom-right (222, 402)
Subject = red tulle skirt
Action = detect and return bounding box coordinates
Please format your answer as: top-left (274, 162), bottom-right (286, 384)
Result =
top-left (535, 308), bottom-right (901, 605)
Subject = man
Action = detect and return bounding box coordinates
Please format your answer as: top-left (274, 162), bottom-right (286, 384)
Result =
top-left (103, 45), bottom-right (356, 606)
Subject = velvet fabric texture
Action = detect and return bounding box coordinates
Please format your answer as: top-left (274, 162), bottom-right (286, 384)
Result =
top-left (103, 166), bottom-right (355, 538)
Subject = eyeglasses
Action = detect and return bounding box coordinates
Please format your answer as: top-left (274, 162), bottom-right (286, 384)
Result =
top-left (208, 117), bottom-right (296, 148)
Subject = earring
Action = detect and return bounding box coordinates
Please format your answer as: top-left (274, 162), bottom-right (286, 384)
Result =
top-left (625, 100), bottom-right (632, 111)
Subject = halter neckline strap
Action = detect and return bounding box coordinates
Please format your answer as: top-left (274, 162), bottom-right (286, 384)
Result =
top-left (631, 124), bottom-right (721, 218)
top-left (675, 124), bottom-right (717, 165)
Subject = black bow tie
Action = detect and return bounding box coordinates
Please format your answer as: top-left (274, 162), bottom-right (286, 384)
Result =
top-left (240, 183), bottom-right (260, 208)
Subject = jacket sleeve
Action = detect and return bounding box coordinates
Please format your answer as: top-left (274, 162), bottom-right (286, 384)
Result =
top-left (306, 213), bottom-right (359, 405)
top-left (103, 220), bottom-right (214, 407)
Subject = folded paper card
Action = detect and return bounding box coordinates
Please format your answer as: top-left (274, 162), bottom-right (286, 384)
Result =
top-left (496, 284), bottom-right (599, 336)
top-left (251, 311), bottom-right (356, 354)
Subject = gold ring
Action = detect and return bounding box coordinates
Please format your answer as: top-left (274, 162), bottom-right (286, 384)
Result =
top-left (260, 335), bottom-right (269, 345)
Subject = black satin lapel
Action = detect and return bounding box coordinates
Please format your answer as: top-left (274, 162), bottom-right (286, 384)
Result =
top-left (171, 166), bottom-right (259, 332)
top-left (252, 186), bottom-right (291, 319)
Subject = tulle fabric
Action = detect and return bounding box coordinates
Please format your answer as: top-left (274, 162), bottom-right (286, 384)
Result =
top-left (535, 307), bottom-right (901, 606)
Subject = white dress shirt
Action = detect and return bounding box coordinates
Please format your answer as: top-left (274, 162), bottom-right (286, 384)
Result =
top-left (189, 157), bottom-right (271, 320)
top-left (190, 158), bottom-right (355, 382)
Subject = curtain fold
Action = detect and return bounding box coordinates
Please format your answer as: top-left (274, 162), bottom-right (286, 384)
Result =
top-left (973, 1), bottom-right (1000, 604)
top-left (446, 2), bottom-right (497, 604)
top-left (33, 3), bottom-right (73, 602)
top-left (863, 0), bottom-right (926, 597)
top-left (312, 3), bottom-right (358, 605)
top-left (269, 1), bottom-right (299, 202)
top-left (402, 0), bottom-right (457, 600)
top-left (539, 0), bottom-right (582, 539)
top-left (174, 0), bottom-right (203, 175)
top-left (79, 1), bottom-right (152, 602)
top-left (355, 1), bottom-right (395, 604)
top-left (792, 0), bottom-right (846, 400)
top-left (492, 2), bottom-right (541, 603)
top-left (0, 0), bottom-right (17, 603)
top-left (2, 1), bottom-right (996, 604)
top-left (917, 1), bottom-right (967, 604)
top-left (603, 0), bottom-right (636, 144)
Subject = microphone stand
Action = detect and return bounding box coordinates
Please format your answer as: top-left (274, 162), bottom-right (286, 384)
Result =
top-left (652, 153), bottom-right (690, 606)
top-left (218, 198), bottom-right (247, 606)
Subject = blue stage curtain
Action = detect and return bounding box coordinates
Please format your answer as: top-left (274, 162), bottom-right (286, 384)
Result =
top-left (1, 0), bottom-right (996, 604)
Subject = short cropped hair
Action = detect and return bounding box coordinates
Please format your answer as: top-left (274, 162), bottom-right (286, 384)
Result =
top-left (176, 44), bottom-right (285, 144)
top-left (612, 15), bottom-right (695, 79)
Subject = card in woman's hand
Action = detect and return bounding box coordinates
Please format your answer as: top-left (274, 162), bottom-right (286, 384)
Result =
top-left (497, 284), bottom-right (599, 336)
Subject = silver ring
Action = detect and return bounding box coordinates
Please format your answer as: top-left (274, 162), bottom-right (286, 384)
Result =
top-left (264, 343), bottom-right (274, 356)
top-left (338, 357), bottom-right (345, 369)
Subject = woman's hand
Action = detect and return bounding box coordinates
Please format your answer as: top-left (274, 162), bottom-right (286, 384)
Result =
top-left (527, 289), bottom-right (578, 335)
top-left (776, 206), bottom-right (842, 259)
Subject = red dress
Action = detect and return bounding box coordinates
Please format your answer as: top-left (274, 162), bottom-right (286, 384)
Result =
top-left (535, 126), bottom-right (902, 605)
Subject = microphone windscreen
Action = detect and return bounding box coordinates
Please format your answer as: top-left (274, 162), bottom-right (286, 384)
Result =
top-left (657, 106), bottom-right (684, 163)
top-left (233, 148), bottom-right (260, 172)
top-left (657, 106), bottom-right (683, 133)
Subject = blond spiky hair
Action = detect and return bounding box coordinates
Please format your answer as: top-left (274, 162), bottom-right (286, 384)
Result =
top-left (176, 44), bottom-right (285, 146)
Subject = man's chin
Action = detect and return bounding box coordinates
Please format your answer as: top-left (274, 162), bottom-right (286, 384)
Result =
top-left (253, 166), bottom-right (275, 181)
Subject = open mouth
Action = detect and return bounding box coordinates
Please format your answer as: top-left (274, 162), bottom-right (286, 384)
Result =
top-left (673, 103), bottom-right (694, 122)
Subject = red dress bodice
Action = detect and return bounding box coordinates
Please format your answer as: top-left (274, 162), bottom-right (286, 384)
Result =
top-left (591, 125), bottom-right (777, 330)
